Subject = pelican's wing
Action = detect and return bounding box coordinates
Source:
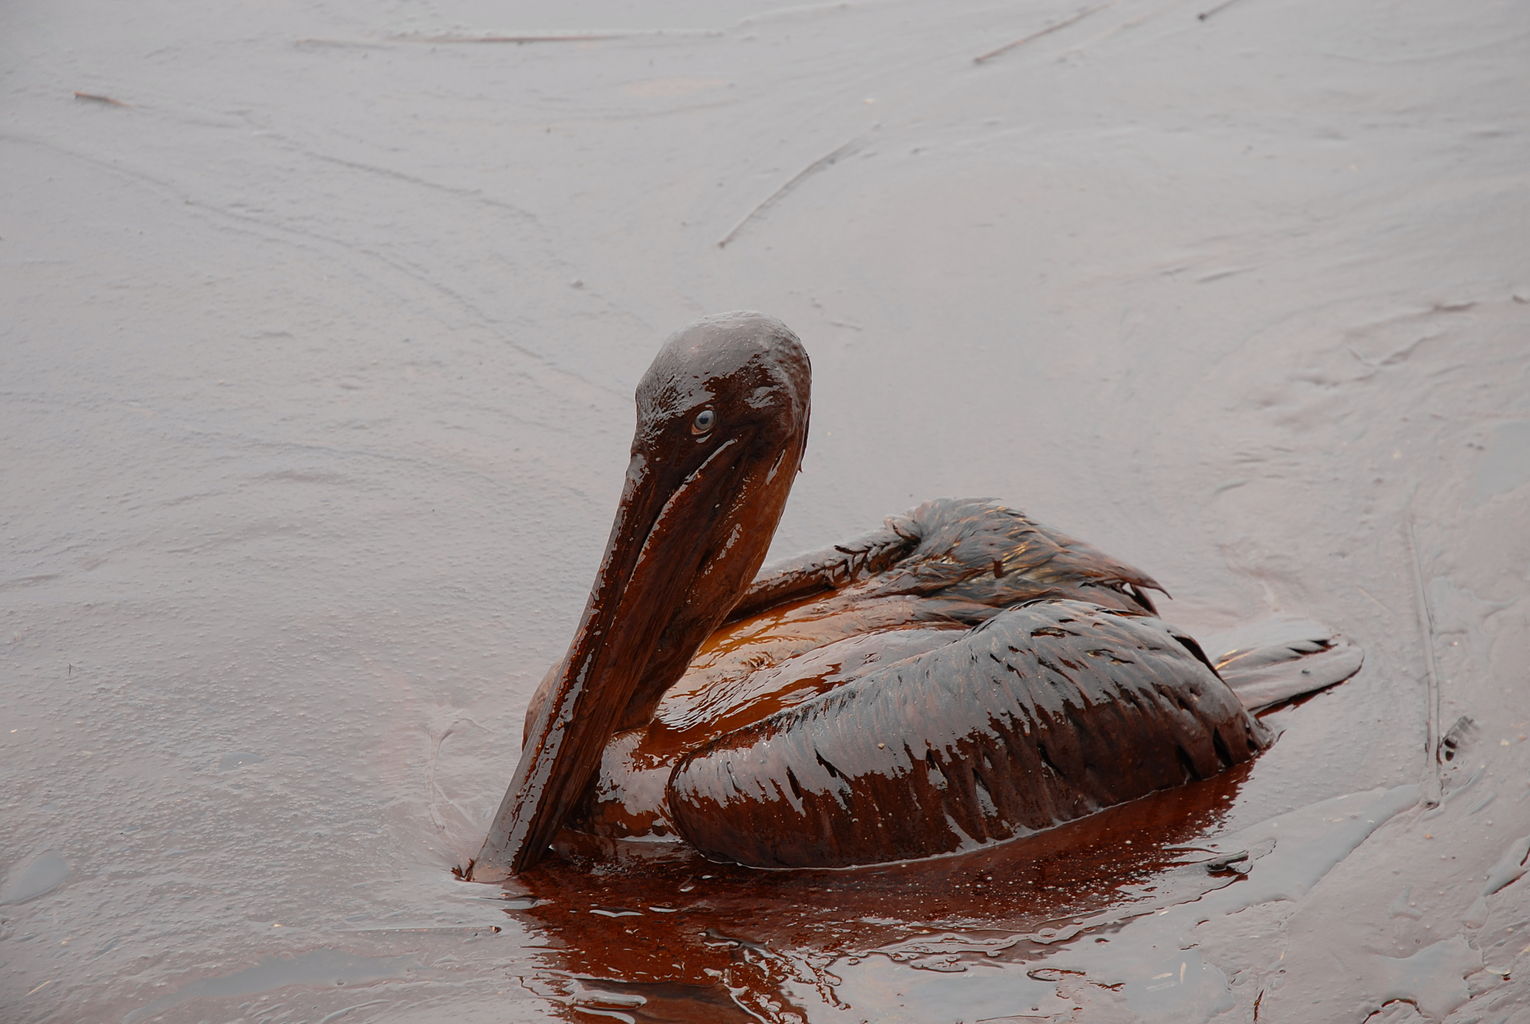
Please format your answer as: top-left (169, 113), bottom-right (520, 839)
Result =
top-left (733, 499), bottom-right (1165, 627)
top-left (728, 515), bottom-right (921, 621)
top-left (863, 498), bottom-right (1166, 614)
top-left (668, 599), bottom-right (1265, 868)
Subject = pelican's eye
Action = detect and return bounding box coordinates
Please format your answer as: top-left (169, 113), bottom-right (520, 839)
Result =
top-left (691, 407), bottom-right (716, 436)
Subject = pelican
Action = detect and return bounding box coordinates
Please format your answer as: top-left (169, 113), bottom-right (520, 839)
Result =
top-left (469, 312), bottom-right (1359, 878)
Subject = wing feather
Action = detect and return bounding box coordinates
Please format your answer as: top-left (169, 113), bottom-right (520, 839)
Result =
top-left (669, 599), bottom-right (1266, 868)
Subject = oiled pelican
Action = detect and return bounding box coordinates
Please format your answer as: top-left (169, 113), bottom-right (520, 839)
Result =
top-left (470, 312), bottom-right (1359, 878)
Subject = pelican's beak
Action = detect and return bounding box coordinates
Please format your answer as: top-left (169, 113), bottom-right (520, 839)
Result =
top-left (471, 432), bottom-right (786, 879)
top-left (469, 312), bottom-right (810, 880)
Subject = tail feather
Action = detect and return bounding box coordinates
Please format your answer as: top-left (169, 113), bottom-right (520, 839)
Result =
top-left (1201, 619), bottom-right (1363, 713)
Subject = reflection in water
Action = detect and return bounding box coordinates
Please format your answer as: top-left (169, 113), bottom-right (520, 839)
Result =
top-left (497, 766), bottom-right (1254, 1022)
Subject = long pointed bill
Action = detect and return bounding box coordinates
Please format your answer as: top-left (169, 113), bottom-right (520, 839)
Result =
top-left (470, 441), bottom-right (744, 879)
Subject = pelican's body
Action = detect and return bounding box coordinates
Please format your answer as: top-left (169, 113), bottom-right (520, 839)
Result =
top-left (471, 313), bottom-right (1357, 878)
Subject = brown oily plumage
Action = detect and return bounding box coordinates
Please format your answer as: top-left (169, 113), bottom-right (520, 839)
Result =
top-left (471, 313), bottom-right (1357, 880)
top-left (669, 600), bottom-right (1265, 868)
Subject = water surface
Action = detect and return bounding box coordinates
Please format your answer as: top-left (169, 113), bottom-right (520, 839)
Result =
top-left (4, 0), bottom-right (1529, 1020)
